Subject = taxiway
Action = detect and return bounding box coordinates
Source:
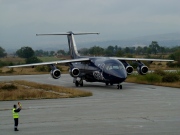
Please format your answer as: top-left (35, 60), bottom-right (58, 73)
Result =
top-left (0, 74), bottom-right (180, 135)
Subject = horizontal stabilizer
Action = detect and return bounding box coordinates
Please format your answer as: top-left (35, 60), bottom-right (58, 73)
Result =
top-left (36, 31), bottom-right (99, 36)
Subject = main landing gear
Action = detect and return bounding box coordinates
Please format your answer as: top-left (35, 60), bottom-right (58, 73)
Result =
top-left (74, 78), bottom-right (83, 87)
top-left (105, 82), bottom-right (122, 89)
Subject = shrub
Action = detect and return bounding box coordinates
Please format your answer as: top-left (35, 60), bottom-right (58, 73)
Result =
top-left (1, 84), bottom-right (17, 90)
top-left (8, 62), bottom-right (14, 66)
top-left (157, 63), bottom-right (162, 66)
top-left (26, 56), bottom-right (42, 64)
top-left (167, 62), bottom-right (180, 68)
top-left (57, 66), bottom-right (63, 72)
top-left (136, 73), bottom-right (162, 83)
top-left (144, 73), bottom-right (162, 83)
top-left (154, 69), bottom-right (166, 76)
top-left (0, 60), bottom-right (8, 67)
top-left (162, 73), bottom-right (179, 82)
top-left (6, 68), bottom-right (15, 73)
top-left (176, 70), bottom-right (180, 76)
top-left (35, 66), bottom-right (50, 72)
top-left (35, 65), bottom-right (63, 72)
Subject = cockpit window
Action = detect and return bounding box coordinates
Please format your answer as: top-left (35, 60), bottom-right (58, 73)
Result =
top-left (105, 62), bottom-right (124, 71)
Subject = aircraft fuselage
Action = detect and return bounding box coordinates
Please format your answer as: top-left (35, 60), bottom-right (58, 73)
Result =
top-left (69, 57), bottom-right (127, 84)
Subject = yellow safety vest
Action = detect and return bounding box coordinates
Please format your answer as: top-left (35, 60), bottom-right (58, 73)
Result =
top-left (12, 108), bottom-right (19, 118)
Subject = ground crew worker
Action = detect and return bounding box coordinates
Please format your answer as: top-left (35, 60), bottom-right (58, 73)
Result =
top-left (12, 102), bottom-right (22, 131)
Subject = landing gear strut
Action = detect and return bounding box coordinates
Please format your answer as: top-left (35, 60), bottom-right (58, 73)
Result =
top-left (105, 82), bottom-right (113, 86)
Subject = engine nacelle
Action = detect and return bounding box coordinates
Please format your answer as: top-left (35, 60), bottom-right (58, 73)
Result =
top-left (125, 66), bottom-right (134, 75)
top-left (69, 68), bottom-right (80, 77)
top-left (120, 60), bottom-right (134, 75)
top-left (137, 65), bottom-right (148, 75)
top-left (50, 69), bottom-right (61, 79)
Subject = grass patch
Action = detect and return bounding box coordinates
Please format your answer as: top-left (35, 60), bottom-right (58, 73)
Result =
top-left (38, 56), bottom-right (60, 62)
top-left (136, 73), bottom-right (162, 84)
top-left (0, 65), bottom-right (69, 75)
top-left (126, 71), bottom-right (180, 88)
top-left (0, 80), bottom-right (92, 101)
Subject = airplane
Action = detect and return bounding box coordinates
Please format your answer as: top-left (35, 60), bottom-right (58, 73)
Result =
top-left (8, 31), bottom-right (174, 89)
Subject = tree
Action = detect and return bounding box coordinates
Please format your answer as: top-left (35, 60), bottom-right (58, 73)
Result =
top-left (136, 46), bottom-right (143, 55)
top-left (149, 41), bottom-right (160, 54)
top-left (142, 46), bottom-right (148, 54)
top-left (57, 50), bottom-right (66, 56)
top-left (35, 49), bottom-right (44, 56)
top-left (116, 50), bottom-right (124, 57)
top-left (169, 49), bottom-right (180, 61)
top-left (89, 46), bottom-right (104, 56)
top-left (79, 48), bottom-right (89, 55)
top-left (0, 46), bottom-right (7, 57)
top-left (25, 56), bottom-right (42, 64)
top-left (159, 46), bottom-right (166, 54)
top-left (105, 46), bottom-right (115, 56)
top-left (124, 47), bottom-right (130, 54)
top-left (16, 46), bottom-right (34, 58)
top-left (49, 51), bottom-right (55, 56)
top-left (114, 45), bottom-right (118, 54)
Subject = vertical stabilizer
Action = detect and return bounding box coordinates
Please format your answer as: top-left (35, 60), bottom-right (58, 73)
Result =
top-left (67, 32), bottom-right (80, 59)
top-left (36, 31), bottom-right (99, 59)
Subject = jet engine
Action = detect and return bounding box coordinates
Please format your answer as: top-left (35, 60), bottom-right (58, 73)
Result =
top-left (125, 66), bottom-right (134, 75)
top-left (69, 68), bottom-right (80, 77)
top-left (120, 60), bottom-right (134, 75)
top-left (136, 61), bottom-right (148, 75)
top-left (50, 69), bottom-right (61, 79)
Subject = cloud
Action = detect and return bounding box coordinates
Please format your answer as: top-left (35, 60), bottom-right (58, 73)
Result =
top-left (0, 0), bottom-right (180, 50)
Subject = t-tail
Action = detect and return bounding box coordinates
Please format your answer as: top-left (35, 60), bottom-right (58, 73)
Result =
top-left (36, 31), bottom-right (99, 59)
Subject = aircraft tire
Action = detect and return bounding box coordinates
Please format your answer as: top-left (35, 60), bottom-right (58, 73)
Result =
top-left (106, 82), bottom-right (109, 86)
top-left (75, 81), bottom-right (79, 87)
top-left (80, 81), bottom-right (83, 87)
top-left (117, 84), bottom-right (122, 89)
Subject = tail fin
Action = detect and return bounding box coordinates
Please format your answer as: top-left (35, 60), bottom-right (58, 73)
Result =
top-left (36, 31), bottom-right (99, 59)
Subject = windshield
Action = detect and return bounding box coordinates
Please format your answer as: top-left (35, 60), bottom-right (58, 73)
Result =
top-left (104, 60), bottom-right (125, 71)
top-left (105, 63), bottom-right (124, 70)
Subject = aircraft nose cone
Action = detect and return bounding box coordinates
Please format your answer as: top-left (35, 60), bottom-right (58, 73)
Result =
top-left (104, 69), bottom-right (127, 83)
top-left (113, 70), bottom-right (127, 79)
top-left (116, 71), bottom-right (127, 80)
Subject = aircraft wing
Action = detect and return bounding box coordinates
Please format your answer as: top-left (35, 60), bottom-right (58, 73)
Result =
top-left (7, 58), bottom-right (90, 68)
top-left (111, 57), bottom-right (174, 62)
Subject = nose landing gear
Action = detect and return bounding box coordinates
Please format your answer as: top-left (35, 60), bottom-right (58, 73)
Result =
top-left (117, 84), bottom-right (122, 89)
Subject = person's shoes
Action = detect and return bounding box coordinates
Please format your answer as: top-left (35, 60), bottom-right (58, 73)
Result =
top-left (14, 128), bottom-right (19, 131)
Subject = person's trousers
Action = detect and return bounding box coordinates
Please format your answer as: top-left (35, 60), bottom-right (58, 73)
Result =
top-left (14, 118), bottom-right (18, 128)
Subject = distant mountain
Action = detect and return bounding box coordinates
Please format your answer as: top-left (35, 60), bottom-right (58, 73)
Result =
top-left (6, 32), bottom-right (180, 53)
top-left (39, 33), bottom-right (180, 51)
top-left (77, 32), bottom-right (180, 48)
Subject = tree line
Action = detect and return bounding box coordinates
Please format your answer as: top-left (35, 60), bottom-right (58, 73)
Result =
top-left (79, 41), bottom-right (179, 57)
top-left (0, 41), bottom-right (180, 67)
top-left (15, 41), bottom-right (180, 58)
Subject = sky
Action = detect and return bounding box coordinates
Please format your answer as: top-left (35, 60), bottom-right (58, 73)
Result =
top-left (0, 0), bottom-right (180, 52)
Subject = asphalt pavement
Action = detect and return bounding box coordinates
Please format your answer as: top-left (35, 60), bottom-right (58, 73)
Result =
top-left (0, 74), bottom-right (180, 135)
